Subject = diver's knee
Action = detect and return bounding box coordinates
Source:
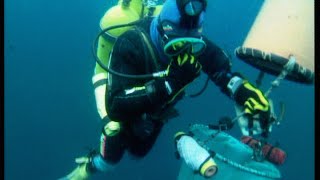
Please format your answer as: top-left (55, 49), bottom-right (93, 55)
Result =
top-left (103, 121), bottom-right (121, 136)
top-left (99, 121), bottom-right (124, 164)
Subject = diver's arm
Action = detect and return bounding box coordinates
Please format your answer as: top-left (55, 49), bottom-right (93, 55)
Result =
top-left (200, 38), bottom-right (270, 116)
top-left (198, 38), bottom-right (236, 97)
top-left (91, 37), bottom-right (110, 120)
top-left (92, 72), bottom-right (108, 120)
top-left (107, 78), bottom-right (171, 118)
top-left (199, 37), bottom-right (253, 98)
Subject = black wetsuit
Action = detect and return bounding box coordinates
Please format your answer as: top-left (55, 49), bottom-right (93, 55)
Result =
top-left (103, 17), bottom-right (233, 163)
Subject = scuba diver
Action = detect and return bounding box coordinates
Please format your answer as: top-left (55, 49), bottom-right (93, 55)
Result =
top-left (61, 0), bottom-right (163, 180)
top-left (61, 0), bottom-right (271, 179)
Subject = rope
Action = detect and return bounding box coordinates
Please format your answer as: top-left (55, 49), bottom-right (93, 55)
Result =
top-left (264, 55), bottom-right (296, 97)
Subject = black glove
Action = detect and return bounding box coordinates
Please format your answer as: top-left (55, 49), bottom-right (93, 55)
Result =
top-left (165, 53), bottom-right (202, 101)
top-left (144, 53), bottom-right (201, 105)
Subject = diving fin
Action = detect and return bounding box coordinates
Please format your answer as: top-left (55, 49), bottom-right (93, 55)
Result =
top-left (58, 157), bottom-right (92, 180)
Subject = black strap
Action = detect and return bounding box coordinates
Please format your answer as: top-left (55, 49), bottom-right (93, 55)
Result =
top-left (245, 137), bottom-right (254, 145)
top-left (137, 26), bottom-right (161, 73)
top-left (208, 124), bottom-right (229, 131)
top-left (208, 150), bottom-right (216, 158)
top-left (248, 116), bottom-right (254, 136)
top-left (147, 7), bottom-right (156, 17)
top-left (93, 78), bottom-right (107, 89)
top-left (208, 116), bottom-right (235, 131)
top-left (265, 145), bottom-right (275, 160)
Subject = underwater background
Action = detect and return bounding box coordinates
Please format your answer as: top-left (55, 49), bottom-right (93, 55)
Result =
top-left (4, 0), bottom-right (315, 180)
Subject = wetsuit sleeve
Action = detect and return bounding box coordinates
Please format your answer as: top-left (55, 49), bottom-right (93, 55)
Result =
top-left (198, 37), bottom-right (240, 97)
top-left (107, 30), bottom-right (169, 121)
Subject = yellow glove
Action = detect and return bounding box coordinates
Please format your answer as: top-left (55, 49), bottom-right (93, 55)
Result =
top-left (227, 76), bottom-right (271, 135)
top-left (233, 80), bottom-right (270, 115)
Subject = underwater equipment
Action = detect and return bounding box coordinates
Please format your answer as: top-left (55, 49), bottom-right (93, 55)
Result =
top-left (233, 50), bottom-right (290, 138)
top-left (234, 98), bottom-right (281, 137)
top-left (95, 0), bottom-right (163, 75)
top-left (156, 0), bottom-right (206, 57)
top-left (92, 0), bottom-right (212, 98)
top-left (241, 136), bottom-right (287, 165)
top-left (235, 47), bottom-right (314, 85)
top-left (177, 0), bottom-right (207, 17)
top-left (235, 0), bottom-right (314, 85)
top-left (163, 37), bottom-right (206, 57)
top-left (207, 116), bottom-right (234, 131)
top-left (93, 0), bottom-right (206, 79)
top-left (176, 0), bottom-right (207, 29)
top-left (95, 0), bottom-right (165, 79)
top-left (207, 97), bottom-right (283, 135)
top-left (177, 124), bottom-right (282, 180)
top-left (93, 20), bottom-right (210, 98)
top-left (175, 133), bottom-right (218, 178)
top-left (232, 41), bottom-right (292, 137)
top-left (92, 0), bottom-right (209, 88)
top-left (93, 19), bottom-right (168, 79)
top-left (156, 1), bottom-right (206, 57)
top-left (205, 70), bottom-right (285, 137)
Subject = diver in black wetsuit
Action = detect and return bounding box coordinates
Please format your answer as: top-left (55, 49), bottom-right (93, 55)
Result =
top-left (63, 0), bottom-right (271, 179)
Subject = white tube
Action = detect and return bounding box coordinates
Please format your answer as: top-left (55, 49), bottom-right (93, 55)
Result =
top-left (177, 135), bottom-right (217, 176)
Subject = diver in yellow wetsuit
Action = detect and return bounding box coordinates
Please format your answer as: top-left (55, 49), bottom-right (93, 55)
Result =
top-left (60, 1), bottom-right (163, 180)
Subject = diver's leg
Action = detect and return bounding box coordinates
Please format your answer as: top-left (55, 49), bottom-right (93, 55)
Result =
top-left (60, 121), bottom-right (124, 180)
top-left (98, 121), bottom-right (125, 165)
top-left (128, 119), bottom-right (164, 158)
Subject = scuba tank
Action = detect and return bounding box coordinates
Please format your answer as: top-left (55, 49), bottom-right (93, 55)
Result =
top-left (92, 0), bottom-right (163, 119)
top-left (95, 0), bottom-right (163, 74)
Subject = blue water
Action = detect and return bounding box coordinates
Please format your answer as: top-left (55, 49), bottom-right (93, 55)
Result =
top-left (4, 0), bottom-right (315, 180)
